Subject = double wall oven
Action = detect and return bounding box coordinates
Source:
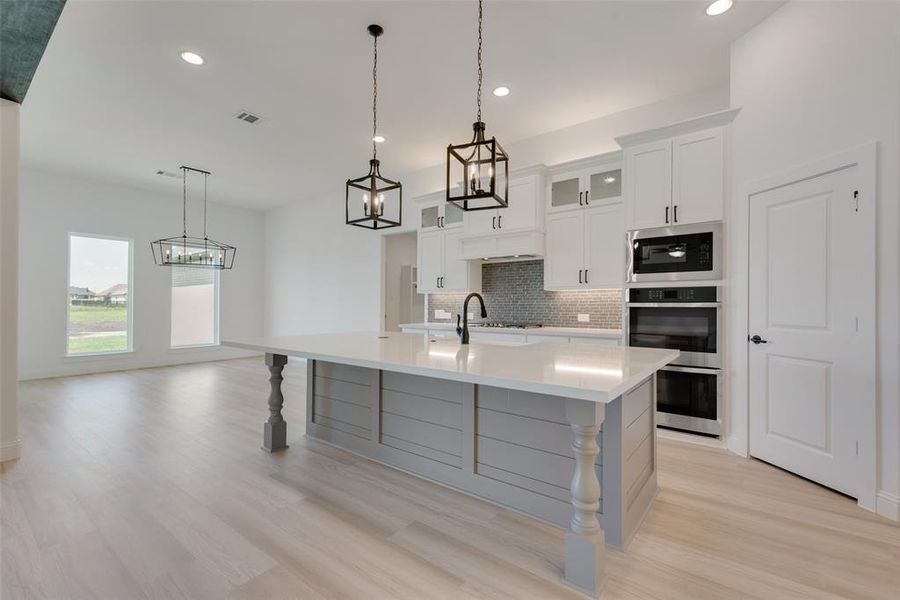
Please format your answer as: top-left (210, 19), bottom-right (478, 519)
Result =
top-left (625, 222), bottom-right (723, 436)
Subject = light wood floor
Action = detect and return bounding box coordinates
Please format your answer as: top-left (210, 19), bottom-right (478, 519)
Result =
top-left (2, 358), bottom-right (897, 600)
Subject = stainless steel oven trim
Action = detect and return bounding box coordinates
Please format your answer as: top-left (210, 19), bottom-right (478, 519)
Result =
top-left (625, 292), bottom-right (723, 369)
top-left (626, 221), bottom-right (723, 283)
top-left (625, 302), bottom-right (721, 308)
top-left (656, 366), bottom-right (723, 436)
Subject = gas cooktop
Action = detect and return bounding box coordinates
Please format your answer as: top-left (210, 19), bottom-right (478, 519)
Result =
top-left (473, 322), bottom-right (543, 329)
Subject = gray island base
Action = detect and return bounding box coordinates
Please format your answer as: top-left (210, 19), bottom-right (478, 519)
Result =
top-left (224, 333), bottom-right (678, 598)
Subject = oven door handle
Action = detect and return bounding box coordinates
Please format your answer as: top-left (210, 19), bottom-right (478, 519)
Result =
top-left (660, 365), bottom-right (720, 375)
top-left (626, 302), bottom-right (721, 308)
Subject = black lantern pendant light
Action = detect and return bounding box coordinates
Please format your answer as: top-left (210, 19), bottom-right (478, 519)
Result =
top-left (346, 24), bottom-right (402, 230)
top-left (151, 166), bottom-right (236, 269)
top-left (446, 0), bottom-right (509, 212)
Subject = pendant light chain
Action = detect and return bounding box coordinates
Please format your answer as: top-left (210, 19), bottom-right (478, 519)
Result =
top-left (476, 0), bottom-right (483, 123)
top-left (372, 30), bottom-right (378, 160)
top-left (203, 172), bottom-right (208, 239)
top-left (182, 167), bottom-right (187, 237)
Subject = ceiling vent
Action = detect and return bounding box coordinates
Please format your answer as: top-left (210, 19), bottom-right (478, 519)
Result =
top-left (234, 110), bottom-right (262, 124)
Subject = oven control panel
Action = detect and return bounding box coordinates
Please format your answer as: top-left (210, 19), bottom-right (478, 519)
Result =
top-left (629, 286), bottom-right (718, 303)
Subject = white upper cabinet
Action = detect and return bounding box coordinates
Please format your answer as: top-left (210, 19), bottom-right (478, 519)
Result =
top-left (672, 128), bottom-right (724, 225)
top-left (419, 196), bottom-right (464, 231)
top-left (544, 202), bottom-right (624, 290)
top-left (544, 212), bottom-right (583, 289)
top-left (584, 203), bottom-right (625, 288)
top-left (416, 191), bottom-right (481, 294)
top-left (549, 156), bottom-right (623, 214)
top-left (625, 139), bottom-right (672, 230)
top-left (617, 108), bottom-right (738, 231)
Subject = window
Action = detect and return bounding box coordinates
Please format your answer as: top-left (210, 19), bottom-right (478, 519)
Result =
top-left (170, 265), bottom-right (219, 348)
top-left (67, 234), bottom-right (133, 355)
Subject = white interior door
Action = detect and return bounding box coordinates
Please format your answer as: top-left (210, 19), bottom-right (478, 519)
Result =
top-left (748, 165), bottom-right (872, 499)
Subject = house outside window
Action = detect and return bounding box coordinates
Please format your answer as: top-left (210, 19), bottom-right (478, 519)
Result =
top-left (67, 234), bottom-right (133, 355)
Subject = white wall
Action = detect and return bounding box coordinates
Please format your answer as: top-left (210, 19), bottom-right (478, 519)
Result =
top-left (18, 169), bottom-right (266, 379)
top-left (264, 86), bottom-right (729, 336)
top-left (728, 1), bottom-right (900, 519)
top-left (1, 99), bottom-right (21, 461)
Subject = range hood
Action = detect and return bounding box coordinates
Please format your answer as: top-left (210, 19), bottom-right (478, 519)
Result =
top-left (456, 230), bottom-right (545, 262)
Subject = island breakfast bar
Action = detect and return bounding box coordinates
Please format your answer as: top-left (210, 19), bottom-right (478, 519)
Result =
top-left (224, 332), bottom-right (678, 597)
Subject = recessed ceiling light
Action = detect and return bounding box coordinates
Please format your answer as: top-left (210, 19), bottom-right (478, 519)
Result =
top-left (372, 135), bottom-right (386, 143)
top-left (492, 86), bottom-right (510, 97)
top-left (706, 0), bottom-right (733, 16)
top-left (180, 51), bottom-right (204, 65)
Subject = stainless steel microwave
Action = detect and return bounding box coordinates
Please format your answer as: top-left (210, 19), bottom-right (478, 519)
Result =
top-left (626, 222), bottom-right (722, 283)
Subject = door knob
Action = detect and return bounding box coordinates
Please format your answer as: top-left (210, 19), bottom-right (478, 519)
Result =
top-left (749, 334), bottom-right (768, 344)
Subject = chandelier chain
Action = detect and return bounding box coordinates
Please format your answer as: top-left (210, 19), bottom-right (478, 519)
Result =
top-left (203, 172), bottom-right (208, 239)
top-left (182, 167), bottom-right (187, 237)
top-left (476, 0), bottom-right (483, 123)
top-left (372, 31), bottom-right (378, 159)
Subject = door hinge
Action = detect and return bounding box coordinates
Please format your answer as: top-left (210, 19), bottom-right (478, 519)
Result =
top-left (853, 190), bottom-right (859, 212)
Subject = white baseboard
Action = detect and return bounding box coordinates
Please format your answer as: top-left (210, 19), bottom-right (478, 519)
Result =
top-left (876, 491), bottom-right (900, 522)
top-left (0, 438), bottom-right (21, 462)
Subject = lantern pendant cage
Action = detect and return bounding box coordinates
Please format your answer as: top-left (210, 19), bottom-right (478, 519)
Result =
top-left (151, 166), bottom-right (237, 269)
top-left (346, 24), bottom-right (402, 230)
top-left (446, 0), bottom-right (509, 212)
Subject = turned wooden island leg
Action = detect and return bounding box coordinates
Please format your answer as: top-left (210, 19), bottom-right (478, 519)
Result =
top-left (563, 398), bottom-right (606, 598)
top-left (262, 353), bottom-right (288, 452)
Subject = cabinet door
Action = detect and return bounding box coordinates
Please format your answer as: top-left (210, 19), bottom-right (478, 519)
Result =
top-left (442, 201), bottom-right (466, 229)
top-left (441, 229), bottom-right (470, 291)
top-left (498, 176), bottom-right (538, 230)
top-left (466, 208), bottom-right (498, 235)
top-left (587, 167), bottom-right (622, 206)
top-left (583, 203), bottom-right (625, 289)
top-left (549, 175), bottom-right (582, 212)
top-left (672, 128), bottom-right (724, 225)
top-left (420, 205), bottom-right (440, 230)
top-left (625, 139), bottom-right (672, 230)
top-left (417, 230), bottom-right (443, 293)
top-left (544, 212), bottom-right (584, 290)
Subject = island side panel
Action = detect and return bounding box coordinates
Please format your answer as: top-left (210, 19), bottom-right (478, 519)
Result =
top-left (599, 375), bottom-right (657, 550)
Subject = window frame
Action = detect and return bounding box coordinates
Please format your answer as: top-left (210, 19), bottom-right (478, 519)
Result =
top-left (65, 232), bottom-right (135, 357)
top-left (169, 262), bottom-right (221, 350)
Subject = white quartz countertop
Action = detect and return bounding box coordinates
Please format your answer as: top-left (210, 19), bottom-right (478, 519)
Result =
top-left (224, 332), bottom-right (676, 403)
top-left (399, 322), bottom-right (623, 339)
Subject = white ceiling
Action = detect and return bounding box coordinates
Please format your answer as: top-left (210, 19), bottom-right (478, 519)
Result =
top-left (22, 0), bottom-right (781, 210)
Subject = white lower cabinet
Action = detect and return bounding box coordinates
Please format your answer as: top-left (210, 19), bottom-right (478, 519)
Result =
top-left (468, 332), bottom-right (527, 343)
top-left (544, 203), bottom-right (624, 290)
top-left (417, 229), bottom-right (481, 294)
top-left (526, 334), bottom-right (570, 343)
top-left (570, 336), bottom-right (621, 346)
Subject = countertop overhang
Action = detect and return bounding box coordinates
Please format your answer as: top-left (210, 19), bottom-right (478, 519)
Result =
top-left (224, 332), bottom-right (677, 403)
top-left (400, 322), bottom-right (623, 339)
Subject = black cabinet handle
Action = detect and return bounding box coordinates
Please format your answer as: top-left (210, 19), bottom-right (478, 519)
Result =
top-left (584, 269), bottom-right (589, 284)
top-left (749, 335), bottom-right (768, 344)
top-left (498, 215), bottom-right (502, 228)
top-left (673, 205), bottom-right (678, 223)
top-left (585, 190), bottom-right (590, 205)
top-left (579, 191), bottom-right (583, 206)
top-left (436, 277), bottom-right (440, 289)
top-left (665, 206), bottom-right (669, 224)
top-left (492, 216), bottom-right (496, 229)
top-left (578, 269), bottom-right (583, 284)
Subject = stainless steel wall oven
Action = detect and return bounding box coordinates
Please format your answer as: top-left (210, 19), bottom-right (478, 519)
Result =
top-left (626, 286), bottom-right (722, 436)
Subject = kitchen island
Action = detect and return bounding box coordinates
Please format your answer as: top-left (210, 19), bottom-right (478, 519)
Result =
top-left (224, 332), bottom-right (677, 597)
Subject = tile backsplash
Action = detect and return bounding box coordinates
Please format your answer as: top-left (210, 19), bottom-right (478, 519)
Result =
top-left (427, 260), bottom-right (622, 329)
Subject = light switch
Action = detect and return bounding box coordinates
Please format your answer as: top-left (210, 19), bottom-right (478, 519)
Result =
top-left (577, 314), bottom-right (590, 323)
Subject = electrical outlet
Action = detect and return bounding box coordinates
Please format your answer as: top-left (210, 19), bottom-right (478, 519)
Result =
top-left (434, 309), bottom-right (451, 319)
top-left (577, 313), bottom-right (590, 323)
top-left (468, 312), bottom-right (474, 320)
